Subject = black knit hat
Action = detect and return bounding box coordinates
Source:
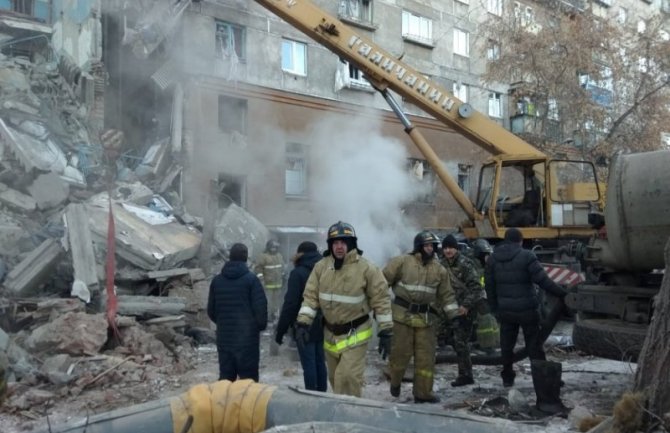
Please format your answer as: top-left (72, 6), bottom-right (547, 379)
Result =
top-left (442, 234), bottom-right (459, 249)
top-left (504, 228), bottom-right (523, 243)
top-left (297, 241), bottom-right (317, 254)
top-left (229, 243), bottom-right (248, 262)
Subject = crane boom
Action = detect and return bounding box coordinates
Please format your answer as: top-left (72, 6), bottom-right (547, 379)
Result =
top-left (255, 0), bottom-right (544, 158)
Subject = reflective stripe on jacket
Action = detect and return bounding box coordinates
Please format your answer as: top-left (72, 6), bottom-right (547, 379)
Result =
top-left (254, 252), bottom-right (284, 290)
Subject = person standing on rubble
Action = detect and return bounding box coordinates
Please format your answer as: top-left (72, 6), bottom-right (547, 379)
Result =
top-left (255, 240), bottom-right (285, 322)
top-left (383, 231), bottom-right (459, 403)
top-left (274, 241), bottom-right (327, 392)
top-left (440, 234), bottom-right (485, 387)
top-left (485, 228), bottom-right (569, 414)
top-left (294, 221), bottom-right (393, 397)
top-left (208, 243), bottom-right (268, 382)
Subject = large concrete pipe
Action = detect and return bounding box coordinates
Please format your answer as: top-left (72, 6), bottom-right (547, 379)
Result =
top-left (40, 380), bottom-right (541, 433)
top-left (598, 150), bottom-right (670, 271)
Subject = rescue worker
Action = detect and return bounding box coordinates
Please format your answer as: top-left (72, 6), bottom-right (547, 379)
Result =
top-left (255, 239), bottom-right (285, 321)
top-left (469, 238), bottom-right (500, 354)
top-left (207, 243), bottom-right (268, 382)
top-left (275, 241), bottom-right (327, 392)
top-left (294, 221), bottom-right (393, 397)
top-left (485, 228), bottom-right (568, 414)
top-left (383, 231), bottom-right (459, 403)
top-left (471, 238), bottom-right (494, 280)
top-left (441, 234), bottom-right (485, 387)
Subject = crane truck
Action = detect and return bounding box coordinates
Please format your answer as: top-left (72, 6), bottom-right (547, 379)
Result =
top-left (253, 0), bottom-right (670, 360)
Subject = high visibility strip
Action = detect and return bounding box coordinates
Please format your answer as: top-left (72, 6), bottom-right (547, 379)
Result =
top-left (376, 313), bottom-right (392, 323)
top-left (398, 282), bottom-right (437, 295)
top-left (298, 306), bottom-right (317, 318)
top-left (555, 269), bottom-right (570, 282)
top-left (319, 292), bottom-right (366, 304)
top-left (323, 327), bottom-right (373, 354)
top-left (265, 284), bottom-right (282, 289)
top-left (264, 264), bottom-right (283, 269)
top-left (416, 368), bottom-right (433, 378)
top-left (479, 276), bottom-right (485, 287)
top-left (443, 303), bottom-right (459, 313)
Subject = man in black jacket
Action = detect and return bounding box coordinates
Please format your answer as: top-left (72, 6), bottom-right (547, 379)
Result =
top-left (275, 241), bottom-right (327, 391)
top-left (484, 228), bottom-right (568, 414)
top-left (208, 243), bottom-right (268, 382)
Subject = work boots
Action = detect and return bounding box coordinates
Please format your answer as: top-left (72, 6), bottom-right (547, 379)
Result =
top-left (451, 376), bottom-right (474, 387)
top-left (414, 395), bottom-right (441, 404)
top-left (531, 360), bottom-right (569, 415)
top-left (501, 368), bottom-right (516, 387)
top-left (390, 384), bottom-right (401, 397)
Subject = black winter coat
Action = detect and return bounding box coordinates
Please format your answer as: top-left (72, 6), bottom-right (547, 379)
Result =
top-left (207, 261), bottom-right (268, 349)
top-left (484, 242), bottom-right (566, 324)
top-left (275, 251), bottom-right (323, 344)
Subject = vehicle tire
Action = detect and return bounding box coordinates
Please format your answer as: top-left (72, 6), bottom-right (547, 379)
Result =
top-left (572, 318), bottom-right (647, 361)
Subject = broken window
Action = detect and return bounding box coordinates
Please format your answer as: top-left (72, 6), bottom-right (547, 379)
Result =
top-left (458, 164), bottom-right (472, 195)
top-left (282, 39), bottom-right (307, 76)
top-left (408, 158), bottom-right (436, 204)
top-left (338, 0), bottom-right (373, 24)
top-left (285, 142), bottom-right (307, 197)
top-left (216, 21), bottom-right (246, 61)
top-left (218, 96), bottom-right (247, 135)
top-left (11, 0), bottom-right (33, 15)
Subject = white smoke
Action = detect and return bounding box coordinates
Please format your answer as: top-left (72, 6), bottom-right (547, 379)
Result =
top-left (308, 112), bottom-right (424, 266)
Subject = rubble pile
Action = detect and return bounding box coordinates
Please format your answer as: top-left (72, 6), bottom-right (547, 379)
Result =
top-left (0, 52), bottom-right (270, 418)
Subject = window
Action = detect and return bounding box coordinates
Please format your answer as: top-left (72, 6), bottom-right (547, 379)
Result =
top-left (347, 61), bottom-right (371, 88)
top-left (408, 158), bottom-right (436, 204)
top-left (637, 20), bottom-right (646, 34)
top-left (547, 98), bottom-right (559, 121)
top-left (218, 96), bottom-right (247, 134)
top-left (338, 0), bottom-right (373, 23)
top-left (513, 2), bottom-right (534, 27)
top-left (487, 0), bottom-right (502, 16)
top-left (488, 92), bottom-right (502, 118)
top-left (452, 83), bottom-right (468, 103)
top-left (285, 143), bottom-right (307, 196)
top-left (487, 40), bottom-right (500, 60)
top-left (457, 164), bottom-right (472, 194)
top-left (216, 21), bottom-right (246, 60)
top-left (282, 39), bottom-right (307, 76)
top-left (11, 0), bottom-right (33, 15)
top-left (617, 7), bottom-right (627, 25)
top-left (402, 10), bottom-right (433, 43)
top-left (453, 28), bottom-right (470, 57)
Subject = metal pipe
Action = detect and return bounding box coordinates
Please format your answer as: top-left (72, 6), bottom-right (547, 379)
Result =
top-left (40, 380), bottom-right (543, 433)
top-left (380, 90), bottom-right (477, 221)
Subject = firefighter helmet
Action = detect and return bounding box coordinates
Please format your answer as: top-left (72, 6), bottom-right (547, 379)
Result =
top-left (327, 221), bottom-right (357, 241)
top-left (413, 230), bottom-right (440, 251)
top-left (472, 238), bottom-right (493, 258)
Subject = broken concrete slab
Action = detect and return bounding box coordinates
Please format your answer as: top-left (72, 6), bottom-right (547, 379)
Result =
top-left (25, 312), bottom-right (108, 356)
top-left (111, 182), bottom-right (155, 204)
top-left (146, 268), bottom-right (190, 281)
top-left (0, 182), bottom-right (37, 212)
top-left (135, 138), bottom-right (170, 179)
top-left (28, 173), bottom-right (70, 210)
top-left (64, 203), bottom-right (99, 299)
top-left (4, 238), bottom-right (64, 296)
top-left (0, 118), bottom-right (67, 173)
top-left (85, 195), bottom-right (201, 270)
top-left (214, 202), bottom-right (271, 260)
top-left (114, 295), bottom-right (187, 318)
top-left (0, 213), bottom-right (25, 257)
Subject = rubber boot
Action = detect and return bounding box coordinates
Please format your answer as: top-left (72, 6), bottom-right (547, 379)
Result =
top-left (390, 384), bottom-right (400, 397)
top-left (531, 360), bottom-right (569, 415)
top-left (501, 368), bottom-right (515, 387)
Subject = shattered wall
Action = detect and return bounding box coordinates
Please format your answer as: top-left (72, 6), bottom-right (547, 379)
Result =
top-left (50, 0), bottom-right (102, 68)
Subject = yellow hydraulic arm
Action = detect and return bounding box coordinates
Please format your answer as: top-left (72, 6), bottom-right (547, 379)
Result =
top-left (254, 0), bottom-right (544, 159)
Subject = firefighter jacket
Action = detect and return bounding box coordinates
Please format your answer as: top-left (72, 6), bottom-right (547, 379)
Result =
top-left (384, 253), bottom-right (459, 327)
top-left (254, 252), bottom-right (284, 290)
top-left (442, 252), bottom-right (485, 312)
top-left (297, 249), bottom-right (392, 354)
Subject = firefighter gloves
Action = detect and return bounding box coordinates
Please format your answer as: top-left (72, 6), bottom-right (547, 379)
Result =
top-left (377, 329), bottom-right (393, 360)
top-left (294, 323), bottom-right (310, 349)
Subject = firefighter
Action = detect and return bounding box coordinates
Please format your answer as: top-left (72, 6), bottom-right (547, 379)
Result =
top-left (441, 234), bottom-right (485, 387)
top-left (294, 221), bottom-right (393, 397)
top-left (470, 238), bottom-right (500, 354)
top-left (255, 239), bottom-right (285, 321)
top-left (383, 231), bottom-right (459, 403)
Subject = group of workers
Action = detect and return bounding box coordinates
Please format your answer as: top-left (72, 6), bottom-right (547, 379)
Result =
top-left (207, 221), bottom-right (569, 415)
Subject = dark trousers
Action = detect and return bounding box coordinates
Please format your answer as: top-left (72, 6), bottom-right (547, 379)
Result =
top-left (499, 320), bottom-right (546, 380)
top-left (297, 340), bottom-right (328, 392)
top-left (217, 345), bottom-right (260, 382)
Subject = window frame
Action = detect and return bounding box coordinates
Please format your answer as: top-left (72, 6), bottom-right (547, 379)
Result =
top-left (338, 0), bottom-right (373, 24)
top-left (453, 28), bottom-right (470, 57)
top-left (218, 95), bottom-right (248, 135)
top-left (285, 142), bottom-right (308, 197)
top-left (281, 38), bottom-right (307, 76)
top-left (487, 0), bottom-right (502, 16)
top-left (452, 83), bottom-right (468, 103)
top-left (402, 10), bottom-right (433, 45)
top-left (487, 39), bottom-right (501, 60)
top-left (215, 20), bottom-right (246, 61)
top-left (488, 92), bottom-right (502, 118)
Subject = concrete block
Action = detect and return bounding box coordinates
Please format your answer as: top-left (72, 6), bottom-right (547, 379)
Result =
top-left (4, 238), bottom-right (64, 296)
top-left (0, 182), bottom-right (37, 212)
top-left (28, 172), bottom-right (70, 210)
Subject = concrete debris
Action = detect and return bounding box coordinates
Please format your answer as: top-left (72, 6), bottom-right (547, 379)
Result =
top-left (64, 203), bottom-right (99, 299)
top-left (0, 118), bottom-right (67, 173)
top-left (214, 202), bottom-right (272, 260)
top-left (28, 173), bottom-right (70, 210)
top-left (113, 295), bottom-right (187, 318)
top-left (25, 312), bottom-right (108, 356)
top-left (4, 238), bottom-right (63, 296)
top-left (0, 213), bottom-right (24, 257)
top-left (0, 182), bottom-right (37, 212)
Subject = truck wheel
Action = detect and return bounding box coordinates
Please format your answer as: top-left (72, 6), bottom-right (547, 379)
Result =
top-left (572, 318), bottom-right (647, 361)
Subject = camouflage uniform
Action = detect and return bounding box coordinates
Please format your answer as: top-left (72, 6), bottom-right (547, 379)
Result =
top-left (383, 252), bottom-right (458, 401)
top-left (441, 252), bottom-right (485, 383)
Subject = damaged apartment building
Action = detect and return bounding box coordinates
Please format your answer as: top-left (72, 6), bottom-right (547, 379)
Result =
top-left (0, 0), bottom-right (502, 258)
